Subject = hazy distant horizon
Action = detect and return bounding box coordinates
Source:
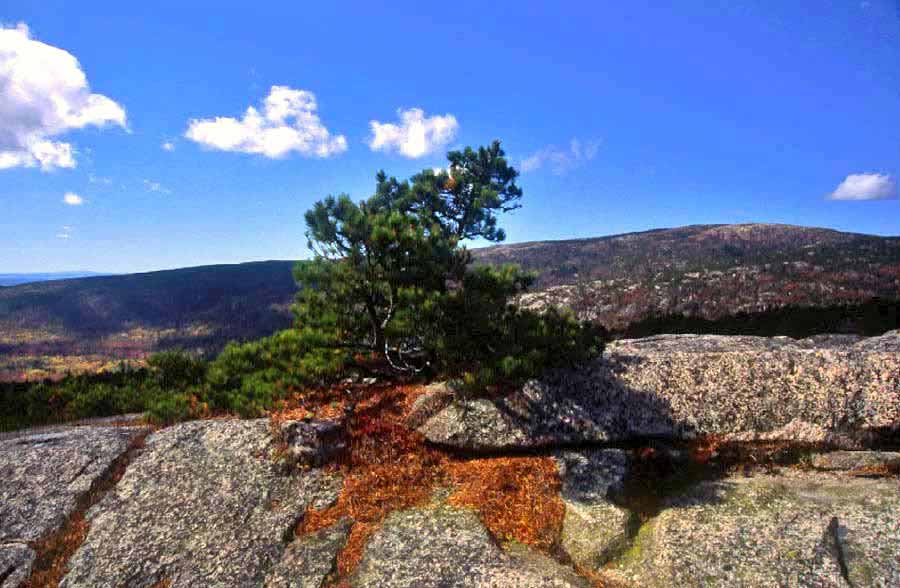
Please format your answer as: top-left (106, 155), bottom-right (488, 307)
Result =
top-left (4, 221), bottom-right (900, 277)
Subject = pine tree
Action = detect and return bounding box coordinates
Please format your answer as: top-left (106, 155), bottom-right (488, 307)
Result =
top-left (294, 140), bottom-right (604, 382)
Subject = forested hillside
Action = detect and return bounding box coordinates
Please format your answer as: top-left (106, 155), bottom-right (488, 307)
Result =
top-left (3, 224), bottom-right (900, 380)
top-left (475, 223), bottom-right (900, 328)
top-left (0, 261), bottom-right (296, 380)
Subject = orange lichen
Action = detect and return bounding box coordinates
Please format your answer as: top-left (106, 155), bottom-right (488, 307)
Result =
top-left (285, 383), bottom-right (569, 585)
top-left (446, 456), bottom-right (565, 550)
top-left (334, 521), bottom-right (378, 580)
top-left (292, 384), bottom-right (450, 581)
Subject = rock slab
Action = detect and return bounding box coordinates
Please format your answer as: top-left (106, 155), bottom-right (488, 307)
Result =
top-left (60, 419), bottom-right (343, 588)
top-left (554, 449), bottom-right (636, 570)
top-left (352, 504), bottom-right (585, 588)
top-left (0, 543), bottom-right (35, 588)
top-left (417, 333), bottom-right (900, 450)
top-left (264, 519), bottom-right (352, 588)
top-left (605, 472), bottom-right (900, 588)
top-left (0, 425), bottom-right (147, 543)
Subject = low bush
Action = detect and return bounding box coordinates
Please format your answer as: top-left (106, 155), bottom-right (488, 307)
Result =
top-left (431, 264), bottom-right (606, 391)
top-left (146, 392), bottom-right (193, 425)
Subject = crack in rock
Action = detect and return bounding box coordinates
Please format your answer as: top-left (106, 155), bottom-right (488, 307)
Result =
top-left (828, 517), bottom-right (854, 588)
top-left (58, 420), bottom-right (343, 588)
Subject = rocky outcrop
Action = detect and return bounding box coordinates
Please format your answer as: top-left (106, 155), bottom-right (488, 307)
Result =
top-left (264, 519), bottom-right (352, 588)
top-left (0, 424), bottom-right (148, 587)
top-left (553, 449), bottom-right (635, 570)
top-left (3, 333), bottom-right (899, 588)
top-left (60, 420), bottom-right (342, 588)
top-left (602, 471), bottom-right (900, 588)
top-left (0, 544), bottom-right (34, 588)
top-left (416, 332), bottom-right (900, 450)
top-left (277, 416), bottom-right (349, 469)
top-left (351, 503), bottom-right (586, 588)
top-left (0, 425), bottom-right (147, 543)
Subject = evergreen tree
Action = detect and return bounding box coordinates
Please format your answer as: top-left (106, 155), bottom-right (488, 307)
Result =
top-left (294, 140), bottom-right (604, 382)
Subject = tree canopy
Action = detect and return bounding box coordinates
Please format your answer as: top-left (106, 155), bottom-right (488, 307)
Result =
top-left (294, 140), bottom-right (604, 385)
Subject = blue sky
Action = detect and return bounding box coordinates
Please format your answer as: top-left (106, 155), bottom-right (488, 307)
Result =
top-left (2, 1), bottom-right (899, 273)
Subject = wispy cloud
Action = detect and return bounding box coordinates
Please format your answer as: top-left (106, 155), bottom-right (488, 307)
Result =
top-left (520, 138), bottom-right (601, 174)
top-left (368, 108), bottom-right (458, 159)
top-left (185, 86), bottom-right (347, 159)
top-left (56, 225), bottom-right (73, 239)
top-left (0, 23), bottom-right (126, 171)
top-left (88, 173), bottom-right (112, 185)
top-left (161, 141), bottom-right (175, 152)
top-left (62, 192), bottom-right (83, 205)
top-left (827, 173), bottom-right (896, 201)
top-left (143, 179), bottom-right (172, 194)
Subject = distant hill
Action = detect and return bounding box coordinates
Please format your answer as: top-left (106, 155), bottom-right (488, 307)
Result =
top-left (0, 260), bottom-right (297, 337)
top-left (473, 223), bottom-right (900, 329)
top-left (0, 272), bottom-right (113, 287)
top-left (0, 261), bottom-right (297, 380)
top-left (2, 224), bottom-right (899, 381)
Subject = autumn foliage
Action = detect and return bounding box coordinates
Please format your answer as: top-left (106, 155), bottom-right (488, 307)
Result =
top-left (289, 384), bottom-right (566, 585)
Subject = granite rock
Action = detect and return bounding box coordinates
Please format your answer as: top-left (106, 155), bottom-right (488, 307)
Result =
top-left (351, 503), bottom-right (584, 588)
top-left (278, 417), bottom-right (349, 468)
top-left (0, 543), bottom-right (35, 588)
top-left (554, 449), bottom-right (636, 570)
top-left (416, 333), bottom-right (900, 450)
top-left (603, 472), bottom-right (900, 588)
top-left (60, 419), bottom-right (342, 588)
top-left (264, 519), bottom-right (352, 588)
top-left (0, 425), bottom-right (147, 543)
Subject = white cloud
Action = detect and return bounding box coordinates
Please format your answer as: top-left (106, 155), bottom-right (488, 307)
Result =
top-left (521, 138), bottom-right (601, 174)
top-left (368, 108), bottom-right (458, 158)
top-left (56, 225), bottom-right (73, 239)
top-left (185, 86), bottom-right (347, 158)
top-left (0, 23), bottom-right (126, 171)
top-left (63, 192), bottom-right (83, 205)
top-left (88, 173), bottom-right (111, 185)
top-left (161, 141), bottom-right (175, 152)
top-left (828, 173), bottom-right (897, 201)
top-left (143, 179), bottom-right (171, 194)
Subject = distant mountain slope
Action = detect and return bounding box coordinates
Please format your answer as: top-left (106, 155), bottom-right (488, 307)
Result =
top-left (0, 272), bottom-right (113, 287)
top-left (473, 223), bottom-right (900, 328)
top-left (0, 261), bottom-right (298, 379)
top-left (473, 223), bottom-right (900, 286)
top-left (2, 224), bottom-right (899, 380)
top-left (0, 260), bottom-right (296, 335)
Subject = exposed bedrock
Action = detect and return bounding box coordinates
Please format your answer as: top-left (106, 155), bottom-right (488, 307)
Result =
top-left (415, 332), bottom-right (900, 451)
top-left (351, 503), bottom-right (587, 588)
top-left (59, 419), bottom-right (343, 588)
top-left (0, 424), bottom-right (149, 588)
top-left (601, 472), bottom-right (900, 588)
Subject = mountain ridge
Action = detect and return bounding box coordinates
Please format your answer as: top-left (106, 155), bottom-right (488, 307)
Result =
top-left (2, 223), bottom-right (899, 380)
top-left (0, 272), bottom-right (114, 287)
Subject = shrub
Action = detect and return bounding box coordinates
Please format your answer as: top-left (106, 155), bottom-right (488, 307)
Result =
top-left (148, 349), bottom-right (207, 389)
top-left (147, 392), bottom-right (192, 425)
top-left (204, 328), bottom-right (348, 413)
top-left (1, 141), bottom-right (606, 431)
